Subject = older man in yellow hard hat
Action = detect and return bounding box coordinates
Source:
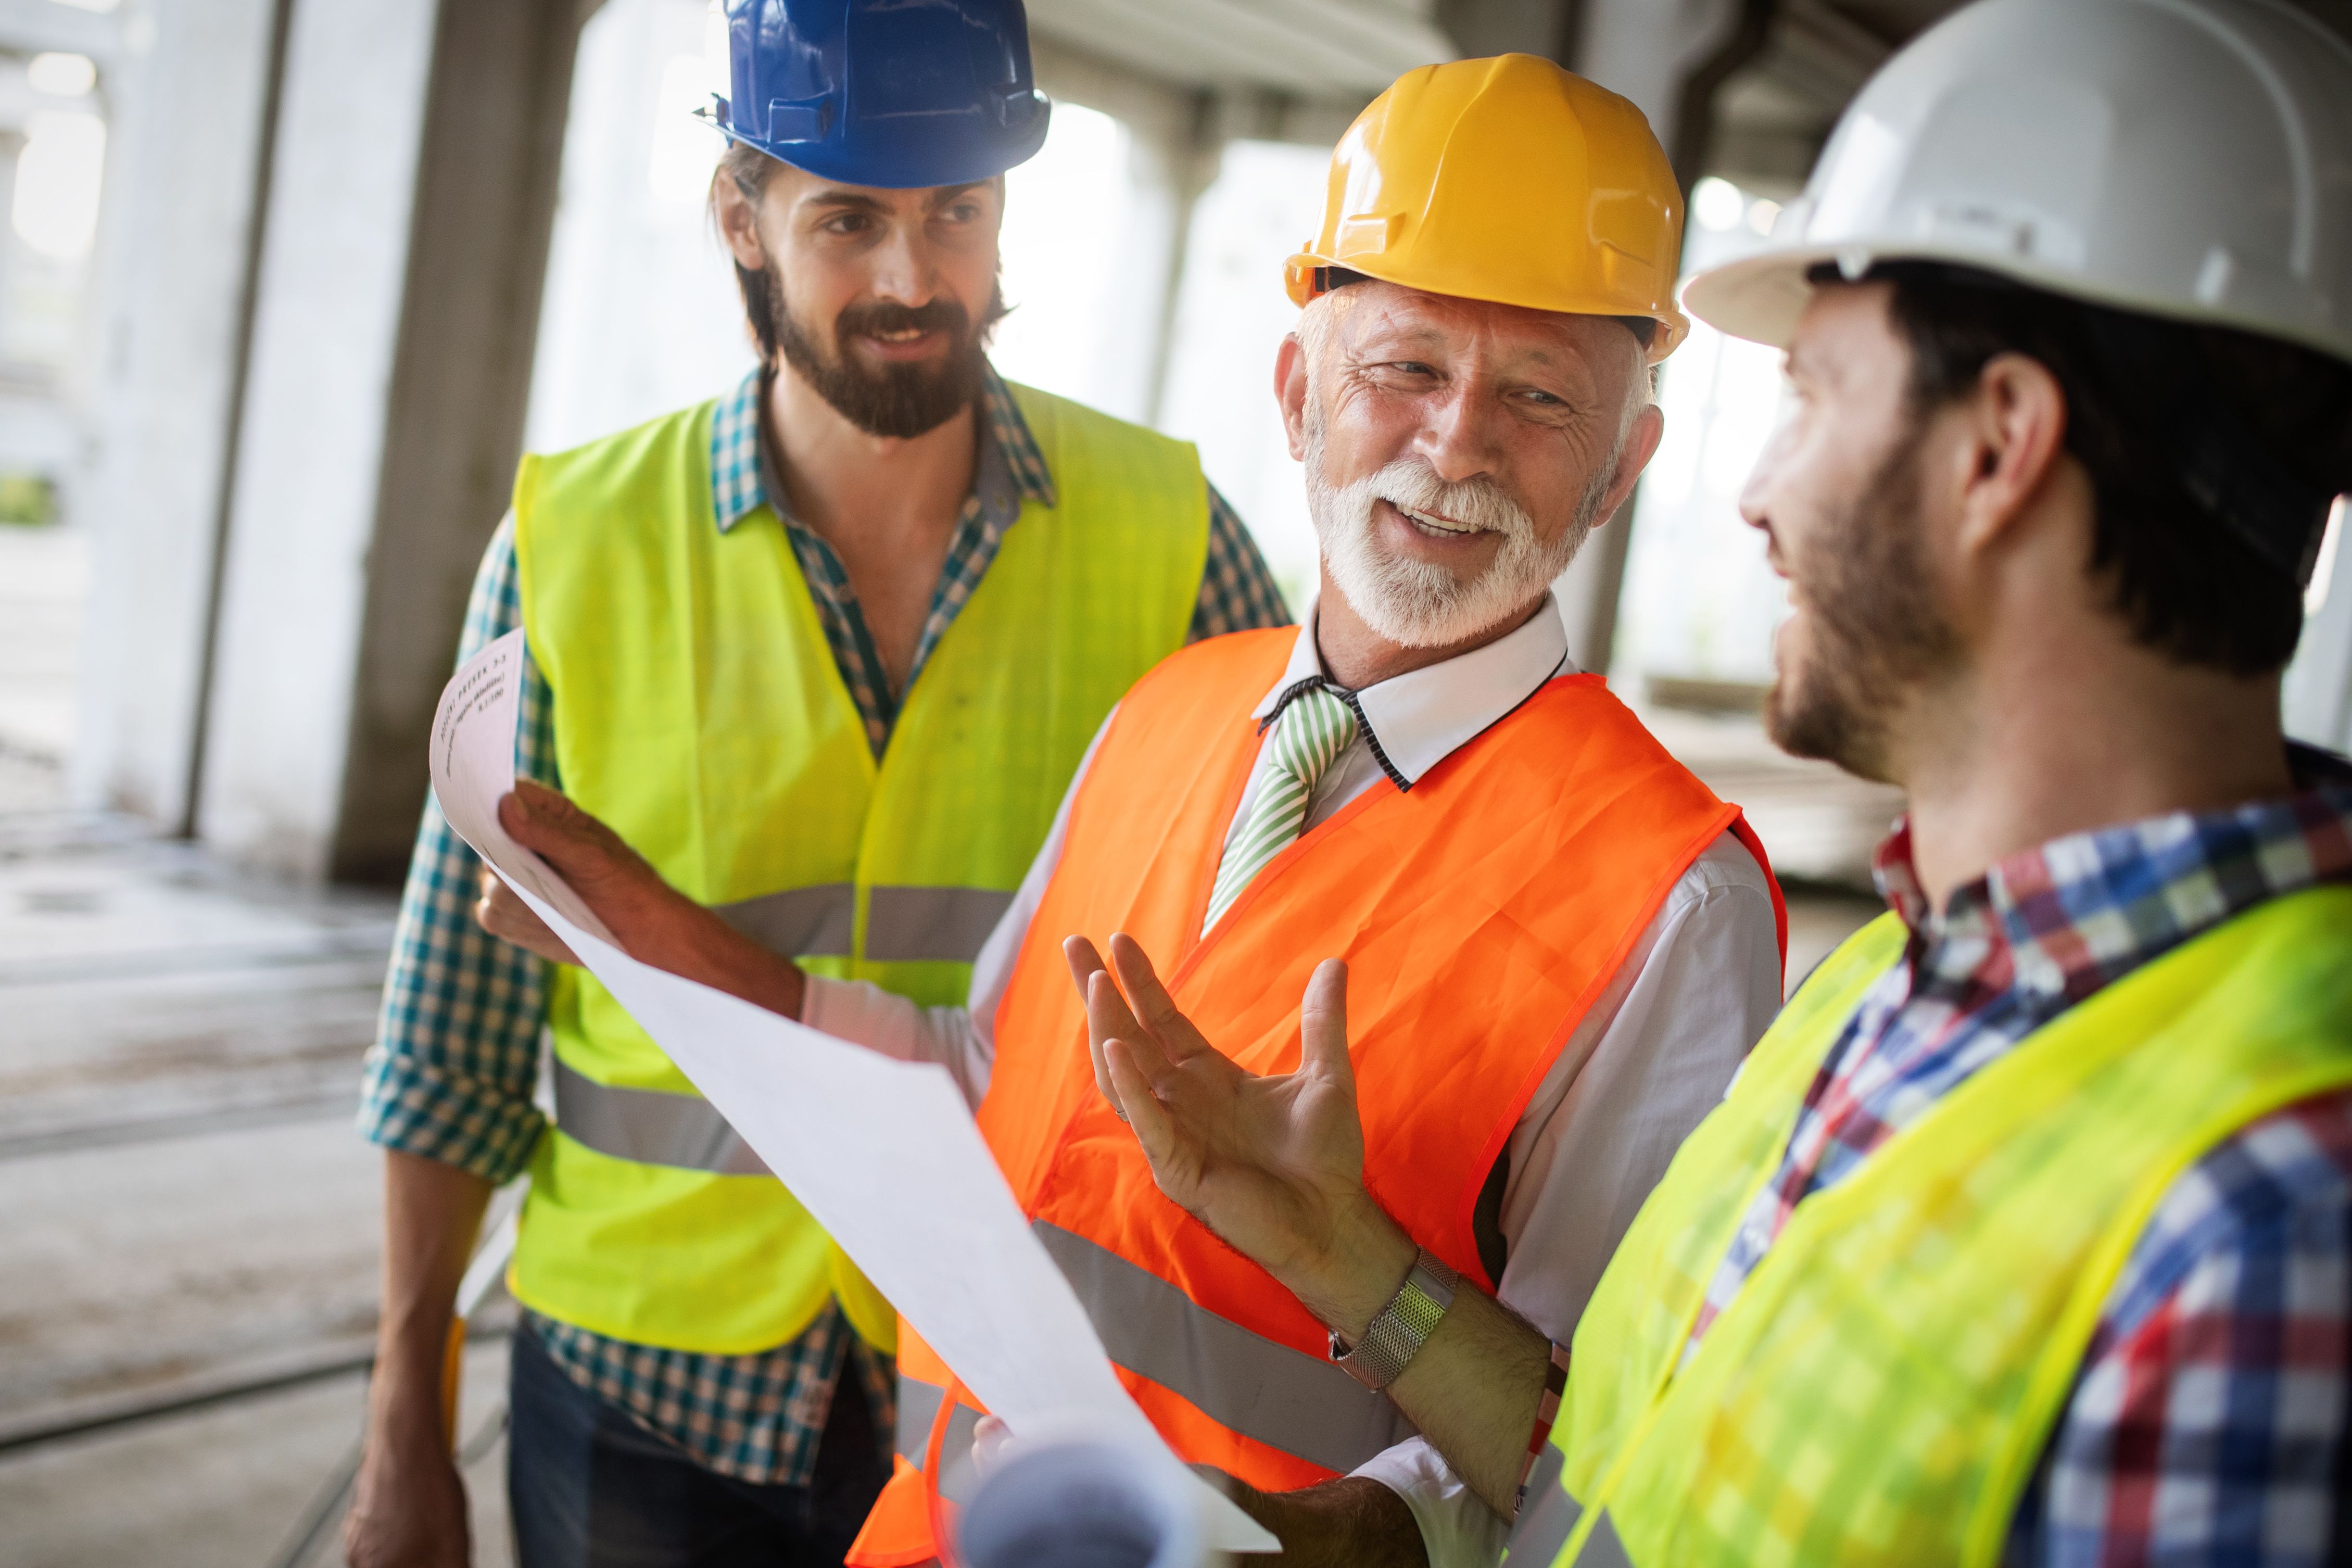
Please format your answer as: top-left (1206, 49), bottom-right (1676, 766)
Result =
top-left (476, 54), bottom-right (1787, 1565)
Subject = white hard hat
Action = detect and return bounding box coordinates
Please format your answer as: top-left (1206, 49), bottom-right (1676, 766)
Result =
top-left (1683, 0), bottom-right (2352, 368)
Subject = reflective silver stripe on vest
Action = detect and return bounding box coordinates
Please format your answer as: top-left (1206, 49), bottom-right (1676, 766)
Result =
top-left (551, 1055), bottom-right (768, 1176)
top-left (892, 1373), bottom-right (982, 1502)
top-left (1033, 1221), bottom-right (1420, 1475)
top-left (1573, 1511), bottom-right (1633, 1567)
top-left (896, 1375), bottom-right (946, 1462)
top-left (714, 883), bottom-right (1013, 965)
top-left (935, 1406), bottom-right (985, 1503)
top-left (1503, 1446), bottom-right (1578, 1563)
top-left (863, 886), bottom-right (1016, 964)
top-left (715, 883), bottom-right (855, 957)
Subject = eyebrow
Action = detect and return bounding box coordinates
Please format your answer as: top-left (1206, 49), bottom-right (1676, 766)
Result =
top-left (805, 188), bottom-right (892, 216)
top-left (805, 183), bottom-right (987, 217)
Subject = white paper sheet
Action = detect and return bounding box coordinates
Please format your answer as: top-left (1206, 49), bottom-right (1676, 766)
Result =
top-left (426, 629), bottom-right (615, 946)
top-left (428, 634), bottom-right (1278, 1556)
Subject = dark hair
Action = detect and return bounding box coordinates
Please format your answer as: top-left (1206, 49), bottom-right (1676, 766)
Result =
top-left (1832, 260), bottom-right (2352, 676)
top-left (713, 141), bottom-right (783, 363)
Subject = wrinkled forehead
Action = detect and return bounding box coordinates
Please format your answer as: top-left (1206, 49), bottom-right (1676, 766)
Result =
top-left (1317, 280), bottom-right (1633, 375)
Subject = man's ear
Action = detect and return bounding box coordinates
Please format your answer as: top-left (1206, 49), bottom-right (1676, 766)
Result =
top-left (1590, 402), bottom-right (1666, 533)
top-left (1276, 333), bottom-right (1311, 462)
top-left (712, 171), bottom-right (769, 274)
top-left (1954, 351), bottom-right (2069, 556)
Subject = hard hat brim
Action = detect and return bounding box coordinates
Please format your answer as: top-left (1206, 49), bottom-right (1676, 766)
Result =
top-left (1686, 242), bottom-right (2352, 370)
top-left (713, 110), bottom-right (1051, 192)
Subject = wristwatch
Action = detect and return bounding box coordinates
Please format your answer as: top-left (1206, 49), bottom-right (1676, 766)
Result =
top-left (1329, 1248), bottom-right (1459, 1390)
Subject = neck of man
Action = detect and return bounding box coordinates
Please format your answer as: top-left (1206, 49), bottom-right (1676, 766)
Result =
top-left (1883, 523), bottom-right (2295, 912)
top-left (763, 355), bottom-right (978, 547)
top-left (1311, 567), bottom-right (1550, 691)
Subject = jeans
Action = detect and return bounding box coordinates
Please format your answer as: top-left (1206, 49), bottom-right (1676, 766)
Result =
top-left (508, 1321), bottom-right (890, 1568)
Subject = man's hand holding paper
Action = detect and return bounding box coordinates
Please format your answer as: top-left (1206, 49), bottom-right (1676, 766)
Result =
top-left (476, 780), bottom-right (809, 1022)
top-left (427, 631), bottom-right (1278, 1557)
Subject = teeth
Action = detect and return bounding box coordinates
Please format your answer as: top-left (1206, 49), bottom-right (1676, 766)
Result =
top-left (1395, 503), bottom-right (1474, 536)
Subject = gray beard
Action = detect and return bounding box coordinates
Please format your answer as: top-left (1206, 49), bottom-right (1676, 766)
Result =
top-left (1301, 404), bottom-right (1613, 649)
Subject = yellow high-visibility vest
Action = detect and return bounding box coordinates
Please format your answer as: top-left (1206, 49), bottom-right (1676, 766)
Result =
top-left (508, 384), bottom-right (1209, 1355)
top-left (1510, 884), bottom-right (2352, 1567)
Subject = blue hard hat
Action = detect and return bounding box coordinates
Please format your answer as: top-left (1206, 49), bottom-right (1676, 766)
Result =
top-left (713, 0), bottom-right (1052, 190)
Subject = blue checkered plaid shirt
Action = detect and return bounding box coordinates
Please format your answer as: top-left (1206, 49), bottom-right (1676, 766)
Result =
top-left (358, 365), bottom-right (1288, 1485)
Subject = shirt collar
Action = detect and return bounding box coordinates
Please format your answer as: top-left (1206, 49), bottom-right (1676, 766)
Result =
top-left (1872, 762), bottom-right (2352, 1008)
top-left (1250, 592), bottom-right (1572, 790)
top-left (707, 360), bottom-right (1055, 534)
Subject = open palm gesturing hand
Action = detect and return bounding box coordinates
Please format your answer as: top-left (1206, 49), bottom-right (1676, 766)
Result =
top-left (1061, 934), bottom-right (1409, 1329)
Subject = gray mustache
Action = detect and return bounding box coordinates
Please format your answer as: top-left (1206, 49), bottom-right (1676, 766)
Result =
top-left (1362, 462), bottom-right (1536, 541)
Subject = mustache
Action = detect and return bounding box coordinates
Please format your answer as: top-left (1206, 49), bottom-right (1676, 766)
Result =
top-left (1363, 460), bottom-right (1537, 541)
top-left (834, 297), bottom-right (973, 342)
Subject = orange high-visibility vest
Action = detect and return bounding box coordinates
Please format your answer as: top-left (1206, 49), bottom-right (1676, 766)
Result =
top-left (848, 628), bottom-right (1785, 1567)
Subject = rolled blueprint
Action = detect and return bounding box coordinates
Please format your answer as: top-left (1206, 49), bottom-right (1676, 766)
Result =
top-left (958, 1424), bottom-right (1222, 1568)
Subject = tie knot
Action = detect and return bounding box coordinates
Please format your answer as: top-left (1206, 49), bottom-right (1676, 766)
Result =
top-left (1268, 685), bottom-right (1359, 788)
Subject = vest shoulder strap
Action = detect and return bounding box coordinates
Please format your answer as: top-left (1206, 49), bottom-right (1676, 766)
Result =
top-left (514, 400), bottom-right (714, 562)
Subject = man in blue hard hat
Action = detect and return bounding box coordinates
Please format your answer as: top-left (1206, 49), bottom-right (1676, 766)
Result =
top-left (344, 3), bottom-right (1287, 1565)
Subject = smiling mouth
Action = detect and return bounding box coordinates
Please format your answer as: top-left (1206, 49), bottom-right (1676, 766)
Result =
top-left (1389, 501), bottom-right (1480, 539)
top-left (859, 325), bottom-right (937, 348)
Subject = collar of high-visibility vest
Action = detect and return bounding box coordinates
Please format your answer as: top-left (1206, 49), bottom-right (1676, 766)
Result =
top-left (1247, 600), bottom-right (1572, 794)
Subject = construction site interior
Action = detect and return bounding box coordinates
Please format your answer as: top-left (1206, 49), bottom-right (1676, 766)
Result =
top-left (2, 0), bottom-right (2348, 1564)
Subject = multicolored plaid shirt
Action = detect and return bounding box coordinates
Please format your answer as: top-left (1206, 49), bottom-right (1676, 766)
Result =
top-left (358, 365), bottom-right (1288, 1486)
top-left (1685, 753), bottom-right (2352, 1564)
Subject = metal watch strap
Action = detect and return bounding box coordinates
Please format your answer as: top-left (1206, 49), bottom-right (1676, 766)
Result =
top-left (1329, 1248), bottom-right (1459, 1390)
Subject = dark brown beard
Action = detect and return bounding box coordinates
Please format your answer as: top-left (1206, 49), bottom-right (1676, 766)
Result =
top-left (770, 279), bottom-right (1006, 440)
top-left (1763, 426), bottom-right (1959, 781)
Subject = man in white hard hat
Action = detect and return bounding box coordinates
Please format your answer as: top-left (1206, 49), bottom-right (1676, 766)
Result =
top-left (1058, 0), bottom-right (2352, 1563)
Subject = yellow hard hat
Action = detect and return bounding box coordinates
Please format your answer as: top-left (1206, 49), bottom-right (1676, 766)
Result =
top-left (1285, 54), bottom-right (1690, 362)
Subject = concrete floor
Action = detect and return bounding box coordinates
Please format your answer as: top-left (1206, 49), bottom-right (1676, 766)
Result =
top-left (0, 1336), bottom-right (515, 1568)
top-left (0, 819), bottom-right (480, 1566)
top-left (0, 524), bottom-right (86, 763)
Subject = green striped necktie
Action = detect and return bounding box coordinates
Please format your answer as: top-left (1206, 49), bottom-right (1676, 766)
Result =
top-left (1203, 685), bottom-right (1359, 934)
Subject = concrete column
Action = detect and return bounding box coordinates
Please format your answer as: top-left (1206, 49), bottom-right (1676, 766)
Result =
top-left (192, 0), bottom-right (585, 881)
top-left (1553, 0), bottom-right (1740, 675)
top-left (323, 0), bottom-right (586, 883)
top-left (1028, 37), bottom-right (1215, 432)
top-left (71, 0), bottom-right (288, 825)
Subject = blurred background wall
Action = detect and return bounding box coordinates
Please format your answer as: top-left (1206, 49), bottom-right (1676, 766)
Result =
top-left (1, 0), bottom-right (2347, 883)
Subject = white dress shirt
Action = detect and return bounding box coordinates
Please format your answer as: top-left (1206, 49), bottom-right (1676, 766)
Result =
top-left (803, 595), bottom-right (1784, 1566)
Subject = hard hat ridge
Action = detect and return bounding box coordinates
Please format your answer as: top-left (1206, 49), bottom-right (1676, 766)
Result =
top-left (712, 0), bottom-right (1051, 191)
